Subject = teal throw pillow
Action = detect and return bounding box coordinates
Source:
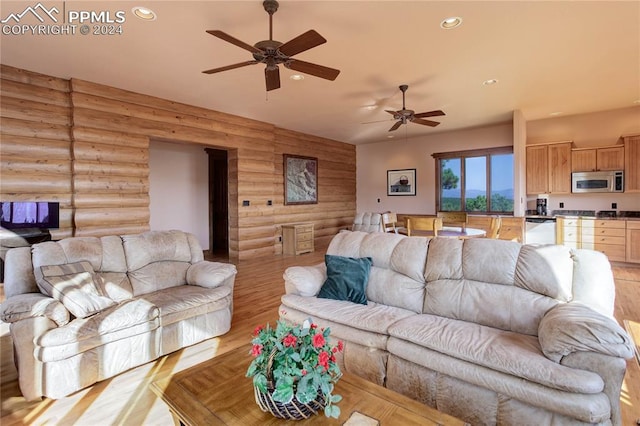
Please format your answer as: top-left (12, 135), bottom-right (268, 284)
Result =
top-left (318, 254), bottom-right (372, 305)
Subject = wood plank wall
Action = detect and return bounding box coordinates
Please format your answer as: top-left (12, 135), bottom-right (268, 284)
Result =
top-left (0, 65), bottom-right (356, 259)
top-left (0, 66), bottom-right (73, 239)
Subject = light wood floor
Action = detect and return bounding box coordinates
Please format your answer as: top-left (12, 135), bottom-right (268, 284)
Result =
top-left (1, 244), bottom-right (639, 425)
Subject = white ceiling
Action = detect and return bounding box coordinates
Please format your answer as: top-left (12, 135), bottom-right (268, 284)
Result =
top-left (1, 1), bottom-right (639, 145)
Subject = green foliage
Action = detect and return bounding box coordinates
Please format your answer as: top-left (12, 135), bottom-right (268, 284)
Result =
top-left (247, 319), bottom-right (343, 418)
top-left (441, 160), bottom-right (459, 190)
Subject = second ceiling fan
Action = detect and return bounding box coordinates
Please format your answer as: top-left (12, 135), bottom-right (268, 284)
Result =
top-left (385, 85), bottom-right (445, 132)
top-left (202, 0), bottom-right (340, 91)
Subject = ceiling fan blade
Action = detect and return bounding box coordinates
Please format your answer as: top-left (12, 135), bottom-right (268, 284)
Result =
top-left (265, 67), bottom-right (281, 91)
top-left (389, 121), bottom-right (403, 132)
top-left (384, 110), bottom-right (398, 116)
top-left (279, 30), bottom-right (327, 57)
top-left (206, 30), bottom-right (262, 54)
top-left (414, 110), bottom-right (446, 118)
top-left (286, 59), bottom-right (340, 81)
top-left (202, 60), bottom-right (258, 74)
top-left (412, 118), bottom-right (441, 127)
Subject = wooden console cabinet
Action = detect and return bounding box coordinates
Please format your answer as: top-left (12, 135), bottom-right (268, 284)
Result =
top-left (282, 223), bottom-right (314, 255)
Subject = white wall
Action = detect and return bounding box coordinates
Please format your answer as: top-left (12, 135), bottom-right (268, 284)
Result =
top-left (526, 106), bottom-right (640, 213)
top-left (356, 123), bottom-right (514, 215)
top-left (149, 140), bottom-right (210, 249)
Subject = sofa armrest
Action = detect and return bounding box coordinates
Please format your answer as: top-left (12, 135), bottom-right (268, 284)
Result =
top-left (538, 302), bottom-right (634, 362)
top-left (0, 293), bottom-right (70, 327)
top-left (186, 261), bottom-right (237, 289)
top-left (283, 263), bottom-right (326, 296)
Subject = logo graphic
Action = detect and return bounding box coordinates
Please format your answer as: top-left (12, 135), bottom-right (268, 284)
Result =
top-left (1, 2), bottom-right (59, 24)
top-left (2, 2), bottom-right (127, 36)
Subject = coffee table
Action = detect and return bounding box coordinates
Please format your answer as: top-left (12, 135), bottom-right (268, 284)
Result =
top-left (150, 346), bottom-right (466, 425)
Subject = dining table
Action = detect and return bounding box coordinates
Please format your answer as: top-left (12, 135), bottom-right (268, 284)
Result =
top-left (408, 226), bottom-right (486, 239)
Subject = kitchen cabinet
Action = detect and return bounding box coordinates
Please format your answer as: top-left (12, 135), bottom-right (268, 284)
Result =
top-left (627, 221), bottom-right (640, 263)
top-left (282, 222), bottom-right (314, 255)
top-left (624, 134), bottom-right (640, 192)
top-left (556, 217), bottom-right (580, 248)
top-left (580, 219), bottom-right (626, 262)
top-left (526, 142), bottom-right (572, 194)
top-left (571, 146), bottom-right (624, 172)
top-left (557, 217), bottom-right (639, 263)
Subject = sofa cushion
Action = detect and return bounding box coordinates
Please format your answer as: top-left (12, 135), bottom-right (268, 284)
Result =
top-left (280, 294), bottom-right (416, 350)
top-left (186, 261), bottom-right (237, 289)
top-left (137, 284), bottom-right (232, 326)
top-left (327, 230), bottom-right (368, 258)
top-left (424, 278), bottom-right (558, 336)
top-left (128, 261), bottom-right (191, 296)
top-left (367, 267), bottom-right (425, 313)
top-left (0, 293), bottom-right (70, 326)
top-left (538, 302), bottom-right (634, 362)
top-left (388, 314), bottom-right (604, 394)
top-left (318, 255), bottom-right (372, 305)
top-left (39, 262), bottom-right (116, 318)
top-left (35, 299), bottom-right (159, 362)
top-left (121, 230), bottom-right (195, 271)
top-left (515, 244), bottom-right (574, 302)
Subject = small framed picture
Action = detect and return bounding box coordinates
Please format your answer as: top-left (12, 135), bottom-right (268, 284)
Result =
top-left (284, 154), bottom-right (318, 205)
top-left (387, 169), bottom-right (416, 196)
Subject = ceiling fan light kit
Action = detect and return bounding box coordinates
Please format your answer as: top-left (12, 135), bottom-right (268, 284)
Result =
top-left (203, 0), bottom-right (340, 91)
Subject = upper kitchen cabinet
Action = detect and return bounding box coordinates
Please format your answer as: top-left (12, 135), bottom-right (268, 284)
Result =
top-left (624, 134), bottom-right (640, 192)
top-left (526, 142), bottom-right (572, 194)
top-left (571, 146), bottom-right (625, 172)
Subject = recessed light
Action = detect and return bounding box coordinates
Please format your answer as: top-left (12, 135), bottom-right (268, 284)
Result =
top-left (634, 99), bottom-right (640, 104)
top-left (289, 74), bottom-right (304, 81)
top-left (364, 105), bottom-right (377, 111)
top-left (440, 16), bottom-right (462, 29)
top-left (387, 135), bottom-right (394, 139)
top-left (132, 7), bottom-right (156, 21)
top-left (549, 111), bottom-right (563, 116)
top-left (482, 79), bottom-right (498, 86)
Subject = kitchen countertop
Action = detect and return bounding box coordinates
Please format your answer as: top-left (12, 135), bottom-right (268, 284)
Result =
top-left (526, 210), bottom-right (640, 221)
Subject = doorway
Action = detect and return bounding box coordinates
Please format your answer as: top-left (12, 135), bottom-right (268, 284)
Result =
top-left (206, 148), bottom-right (228, 256)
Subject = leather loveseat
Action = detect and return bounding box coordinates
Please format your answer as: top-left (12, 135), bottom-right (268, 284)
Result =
top-left (279, 230), bottom-right (634, 425)
top-left (0, 229), bottom-right (236, 401)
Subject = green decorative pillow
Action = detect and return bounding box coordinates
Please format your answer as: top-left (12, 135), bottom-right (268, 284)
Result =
top-left (39, 261), bottom-right (116, 319)
top-left (318, 255), bottom-right (372, 305)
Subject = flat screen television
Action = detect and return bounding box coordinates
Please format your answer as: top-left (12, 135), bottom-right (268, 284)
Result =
top-left (0, 201), bottom-right (60, 230)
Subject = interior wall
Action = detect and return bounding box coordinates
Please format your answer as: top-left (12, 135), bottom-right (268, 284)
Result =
top-left (149, 140), bottom-right (209, 249)
top-left (356, 122), bottom-right (514, 215)
top-left (0, 64), bottom-right (355, 259)
top-left (526, 106), bottom-right (640, 212)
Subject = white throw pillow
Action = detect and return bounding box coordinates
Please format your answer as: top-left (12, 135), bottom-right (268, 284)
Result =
top-left (39, 261), bottom-right (116, 318)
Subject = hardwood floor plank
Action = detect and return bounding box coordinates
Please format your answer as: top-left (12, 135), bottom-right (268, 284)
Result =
top-left (1, 245), bottom-right (638, 424)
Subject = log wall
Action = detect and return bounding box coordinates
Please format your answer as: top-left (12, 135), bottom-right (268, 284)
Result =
top-left (0, 65), bottom-right (356, 259)
top-left (0, 66), bottom-right (73, 239)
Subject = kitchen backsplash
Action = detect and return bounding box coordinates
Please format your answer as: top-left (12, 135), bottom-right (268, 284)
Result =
top-left (526, 193), bottom-right (640, 214)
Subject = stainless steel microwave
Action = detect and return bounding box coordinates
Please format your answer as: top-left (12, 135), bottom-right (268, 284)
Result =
top-left (571, 170), bottom-right (624, 193)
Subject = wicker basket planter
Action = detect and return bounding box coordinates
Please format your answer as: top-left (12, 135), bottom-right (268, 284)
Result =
top-left (254, 385), bottom-right (326, 420)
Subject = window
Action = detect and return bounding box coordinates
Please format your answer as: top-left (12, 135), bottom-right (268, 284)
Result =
top-left (434, 146), bottom-right (514, 214)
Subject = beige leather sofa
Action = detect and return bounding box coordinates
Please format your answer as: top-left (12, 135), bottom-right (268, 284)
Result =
top-left (0, 230), bottom-right (236, 401)
top-left (280, 231), bottom-right (634, 425)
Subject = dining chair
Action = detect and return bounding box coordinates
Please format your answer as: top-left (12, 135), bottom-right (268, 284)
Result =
top-left (406, 217), bottom-right (442, 237)
top-left (437, 211), bottom-right (468, 228)
top-left (488, 216), bottom-right (502, 239)
top-left (381, 212), bottom-right (408, 235)
top-left (381, 212), bottom-right (398, 233)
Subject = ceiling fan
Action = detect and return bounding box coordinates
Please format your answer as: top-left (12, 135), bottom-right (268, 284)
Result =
top-left (202, 0), bottom-right (340, 91)
top-left (383, 85), bottom-right (445, 132)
